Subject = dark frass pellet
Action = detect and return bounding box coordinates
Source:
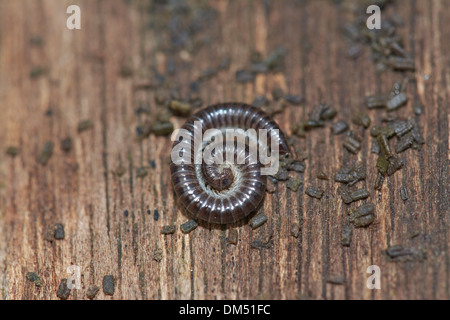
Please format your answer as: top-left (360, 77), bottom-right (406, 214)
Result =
top-left (386, 155), bottom-right (405, 176)
top-left (287, 178), bottom-right (302, 192)
top-left (170, 100), bottom-right (192, 117)
top-left (153, 248), bottom-right (163, 262)
top-left (161, 225), bottom-right (176, 235)
top-left (54, 224), bottom-right (65, 240)
top-left (227, 229), bottom-right (238, 245)
top-left (235, 69), bottom-right (254, 83)
top-left (400, 186), bottom-right (409, 201)
top-left (250, 214), bottom-right (268, 229)
top-left (374, 172), bottom-right (385, 190)
top-left (327, 275), bottom-right (345, 285)
top-left (317, 171), bottom-right (329, 180)
top-left (136, 167), bottom-right (148, 178)
top-left (319, 105), bottom-right (337, 121)
top-left (350, 189), bottom-right (370, 201)
top-left (343, 136), bottom-right (361, 154)
top-left (348, 203), bottom-right (375, 228)
top-left (38, 141), bottom-right (54, 165)
top-left (351, 112), bottom-right (371, 128)
top-left (77, 119), bottom-right (93, 132)
top-left (341, 225), bottom-right (353, 247)
top-left (392, 120), bottom-right (413, 136)
top-left (102, 275), bottom-right (115, 296)
top-left (180, 219), bottom-right (198, 234)
top-left (331, 120), bottom-right (349, 135)
top-left (252, 95), bottom-right (269, 108)
top-left (272, 87), bottom-right (285, 101)
top-left (57, 279), bottom-right (71, 300)
top-left (377, 134), bottom-right (393, 158)
top-left (26, 272), bottom-right (43, 288)
top-left (395, 133), bottom-right (414, 153)
top-left (305, 186), bottom-right (324, 199)
top-left (385, 245), bottom-right (414, 258)
top-left (283, 95), bottom-right (304, 106)
top-left (61, 137), bottom-right (72, 153)
top-left (376, 155), bottom-right (389, 175)
top-left (370, 126), bottom-right (395, 139)
top-left (386, 92), bottom-right (407, 112)
top-left (334, 172), bottom-right (352, 184)
top-left (371, 139), bottom-right (380, 154)
top-left (290, 223), bottom-right (301, 238)
top-left (389, 57), bottom-right (415, 71)
top-left (6, 146), bottom-right (20, 157)
top-left (152, 121), bottom-right (174, 136)
top-left (287, 160), bottom-right (305, 173)
top-left (409, 118), bottom-right (425, 145)
top-left (153, 210), bottom-right (159, 221)
top-left (365, 95), bottom-right (387, 109)
top-left (338, 186), bottom-right (353, 204)
top-left (86, 285), bottom-right (100, 300)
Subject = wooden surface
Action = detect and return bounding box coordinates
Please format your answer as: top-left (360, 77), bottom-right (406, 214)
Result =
top-left (0, 0), bottom-right (448, 300)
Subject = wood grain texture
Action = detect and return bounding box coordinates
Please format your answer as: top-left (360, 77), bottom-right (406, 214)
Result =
top-left (0, 0), bottom-right (448, 300)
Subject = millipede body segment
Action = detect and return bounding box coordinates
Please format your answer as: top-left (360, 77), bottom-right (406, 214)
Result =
top-left (170, 103), bottom-right (290, 224)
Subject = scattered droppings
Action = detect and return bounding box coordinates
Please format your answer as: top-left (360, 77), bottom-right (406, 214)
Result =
top-left (341, 225), bottom-right (353, 247)
top-left (350, 188), bottom-right (370, 201)
top-left (365, 95), bottom-right (387, 109)
top-left (38, 141), bottom-right (54, 165)
top-left (153, 248), bottom-right (163, 262)
top-left (161, 225), bottom-right (176, 235)
top-left (57, 279), bottom-right (71, 300)
top-left (327, 275), bottom-right (345, 285)
top-left (331, 120), bottom-right (349, 135)
top-left (395, 133), bottom-right (414, 153)
top-left (386, 92), bottom-right (407, 112)
top-left (400, 186), bottom-right (409, 201)
top-left (235, 69), bottom-right (254, 83)
top-left (154, 210), bottom-right (159, 221)
top-left (86, 285), bottom-right (100, 300)
top-left (290, 223), bottom-right (301, 238)
top-left (305, 186), bottom-right (324, 199)
top-left (371, 139), bottom-right (380, 154)
top-left (170, 100), bottom-right (192, 117)
top-left (338, 186), bottom-right (353, 204)
top-left (77, 120), bottom-right (94, 133)
top-left (124, 210), bottom-right (129, 217)
top-left (54, 224), bottom-right (65, 240)
top-left (348, 203), bottom-right (375, 227)
top-left (343, 136), bottom-right (361, 154)
top-left (44, 223), bottom-right (65, 242)
top-left (413, 101), bottom-right (423, 115)
top-left (26, 272), bottom-right (43, 288)
top-left (251, 235), bottom-right (273, 250)
top-left (283, 95), bottom-right (304, 106)
top-left (377, 134), bottom-right (393, 158)
top-left (136, 167), bottom-right (149, 178)
top-left (180, 219), bottom-right (198, 234)
top-left (6, 146), bottom-right (19, 157)
top-left (252, 95), bottom-right (269, 108)
top-left (102, 275), bottom-right (115, 296)
top-left (384, 245), bottom-right (426, 262)
top-left (317, 171), bottom-right (329, 180)
top-left (30, 66), bottom-right (46, 78)
top-left (286, 160), bottom-right (306, 173)
top-left (374, 172), bottom-right (385, 190)
top-left (227, 229), bottom-right (238, 245)
top-left (351, 112), bottom-right (371, 128)
top-left (114, 165), bottom-right (126, 177)
top-left (152, 121), bottom-right (174, 136)
top-left (61, 137), bottom-right (72, 153)
top-left (287, 178), bottom-right (302, 192)
top-left (389, 57), bottom-right (415, 71)
top-left (249, 214), bottom-right (268, 229)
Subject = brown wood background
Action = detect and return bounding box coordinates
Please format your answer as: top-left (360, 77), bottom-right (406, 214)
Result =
top-left (0, 0), bottom-right (448, 300)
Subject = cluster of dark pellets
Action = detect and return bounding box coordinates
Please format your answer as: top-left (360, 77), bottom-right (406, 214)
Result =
top-left (250, 86), bottom-right (303, 118)
top-left (44, 223), bottom-right (65, 242)
top-left (343, 1), bottom-right (414, 73)
top-left (236, 47), bottom-right (288, 84)
top-left (56, 275), bottom-right (113, 300)
top-left (26, 272), bottom-right (43, 288)
top-left (384, 245), bottom-right (426, 262)
top-left (269, 156), bottom-right (305, 194)
top-left (292, 103), bottom-right (336, 138)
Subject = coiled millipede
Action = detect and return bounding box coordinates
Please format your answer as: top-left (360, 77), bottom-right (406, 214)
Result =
top-left (170, 103), bottom-right (290, 224)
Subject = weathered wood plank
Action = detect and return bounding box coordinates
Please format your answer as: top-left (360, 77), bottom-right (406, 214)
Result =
top-left (0, 0), bottom-right (448, 300)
